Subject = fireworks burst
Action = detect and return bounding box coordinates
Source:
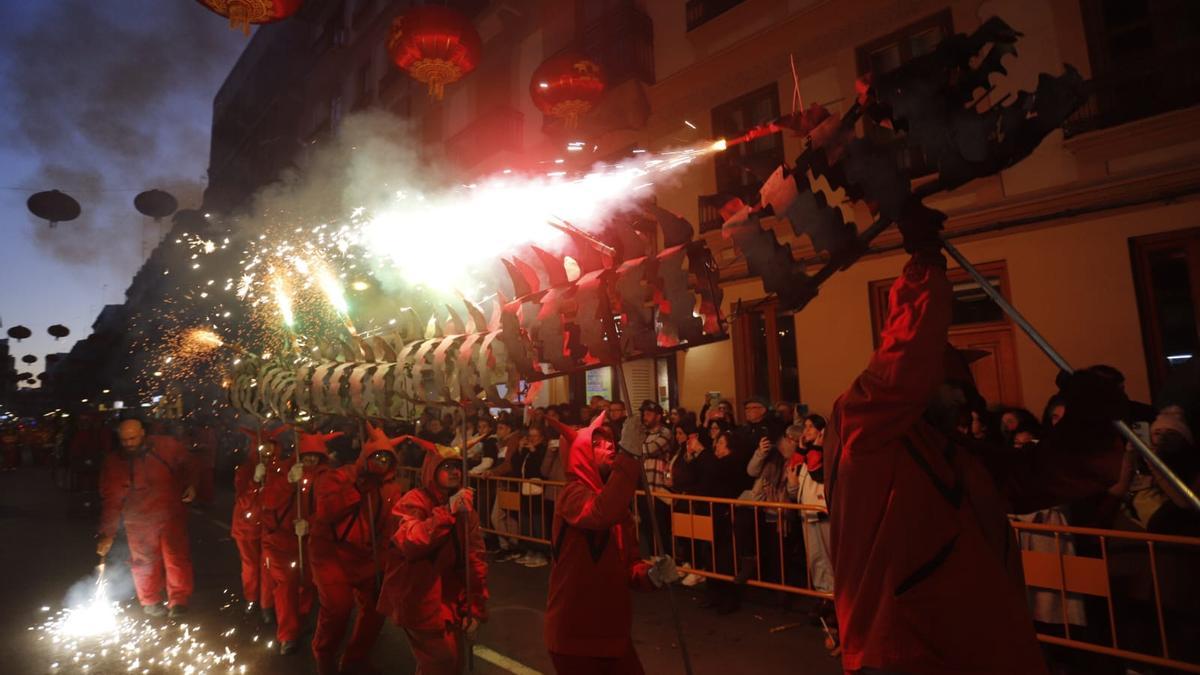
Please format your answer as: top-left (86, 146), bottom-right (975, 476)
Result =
top-left (35, 576), bottom-right (244, 674)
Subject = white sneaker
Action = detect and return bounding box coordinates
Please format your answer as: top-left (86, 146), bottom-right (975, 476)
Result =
top-left (521, 553), bottom-right (548, 568)
top-left (681, 573), bottom-right (704, 587)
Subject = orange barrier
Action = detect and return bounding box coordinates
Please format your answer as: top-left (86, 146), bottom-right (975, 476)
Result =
top-left (396, 466), bottom-right (1200, 672)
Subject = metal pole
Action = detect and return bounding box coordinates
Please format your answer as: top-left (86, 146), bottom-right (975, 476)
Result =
top-left (940, 237), bottom-right (1200, 512)
top-left (607, 334), bottom-right (695, 675)
top-left (460, 405), bottom-right (475, 672)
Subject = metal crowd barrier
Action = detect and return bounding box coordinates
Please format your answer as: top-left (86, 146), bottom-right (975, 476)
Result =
top-left (395, 466), bottom-right (1200, 672)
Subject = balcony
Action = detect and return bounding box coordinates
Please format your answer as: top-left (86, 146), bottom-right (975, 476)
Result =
top-left (698, 193), bottom-right (736, 234)
top-left (686, 0), bottom-right (745, 32)
top-left (1064, 53), bottom-right (1200, 139)
top-left (444, 106), bottom-right (525, 171)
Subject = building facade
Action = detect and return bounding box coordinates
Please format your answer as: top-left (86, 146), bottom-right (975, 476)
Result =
top-left (205, 0), bottom-right (1200, 418)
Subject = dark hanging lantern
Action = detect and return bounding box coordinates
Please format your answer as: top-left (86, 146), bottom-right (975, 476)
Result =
top-left (387, 5), bottom-right (481, 101)
top-left (530, 52), bottom-right (606, 129)
top-left (48, 324), bottom-right (70, 340)
top-left (134, 189), bottom-right (178, 221)
top-left (21, 355), bottom-right (36, 364)
top-left (195, 0), bottom-right (303, 35)
top-left (7, 326), bottom-right (31, 341)
top-left (27, 190), bottom-right (81, 228)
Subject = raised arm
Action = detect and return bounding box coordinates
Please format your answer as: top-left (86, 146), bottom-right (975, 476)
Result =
top-left (556, 453), bottom-right (640, 530)
top-left (391, 492), bottom-right (456, 559)
top-left (836, 251), bottom-right (952, 456)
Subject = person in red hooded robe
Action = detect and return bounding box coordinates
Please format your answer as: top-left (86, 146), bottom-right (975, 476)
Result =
top-left (543, 411), bottom-right (680, 675)
top-left (826, 216), bottom-right (1129, 675)
top-left (308, 423), bottom-right (407, 675)
top-left (96, 418), bottom-right (196, 617)
top-left (260, 429), bottom-right (341, 655)
top-left (378, 435), bottom-right (486, 675)
top-left (232, 425), bottom-right (290, 619)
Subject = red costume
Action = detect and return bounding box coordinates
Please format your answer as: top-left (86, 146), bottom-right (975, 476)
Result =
top-left (544, 413), bottom-right (654, 675)
top-left (259, 431), bottom-right (340, 646)
top-left (231, 426), bottom-right (290, 609)
top-left (309, 424), bottom-right (406, 674)
top-left (98, 434), bottom-right (195, 608)
top-left (827, 253), bottom-right (1124, 675)
top-left (378, 438), bottom-right (486, 675)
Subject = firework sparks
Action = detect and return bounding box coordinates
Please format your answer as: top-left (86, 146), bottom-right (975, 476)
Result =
top-left (271, 276), bottom-right (296, 329)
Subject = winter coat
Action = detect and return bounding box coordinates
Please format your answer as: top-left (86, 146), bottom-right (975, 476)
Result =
top-left (99, 435), bottom-right (193, 538)
top-left (544, 415), bottom-right (653, 658)
top-left (378, 451), bottom-right (487, 630)
top-left (827, 254), bottom-right (1124, 675)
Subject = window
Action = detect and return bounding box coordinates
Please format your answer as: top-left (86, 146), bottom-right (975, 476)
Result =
top-left (1071, 0), bottom-right (1200, 136)
top-left (711, 83), bottom-right (785, 208)
top-left (733, 301), bottom-right (800, 406)
top-left (686, 0), bottom-right (744, 31)
top-left (577, 0), bottom-right (655, 86)
top-left (1130, 227), bottom-right (1200, 395)
top-left (855, 11), bottom-right (953, 178)
top-left (869, 260), bottom-right (1024, 406)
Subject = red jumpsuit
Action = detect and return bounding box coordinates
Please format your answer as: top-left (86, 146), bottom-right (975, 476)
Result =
top-left (544, 413), bottom-right (653, 675)
top-left (309, 425), bottom-right (406, 674)
top-left (827, 253), bottom-right (1124, 675)
top-left (260, 453), bottom-right (325, 644)
top-left (378, 446), bottom-right (487, 675)
top-left (98, 435), bottom-right (195, 608)
top-left (230, 427), bottom-right (290, 609)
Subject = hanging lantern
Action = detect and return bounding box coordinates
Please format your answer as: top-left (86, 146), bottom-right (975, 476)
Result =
top-left (21, 355), bottom-right (36, 364)
top-left (7, 326), bottom-right (31, 342)
top-left (27, 189), bottom-right (81, 228)
top-left (194, 0), bottom-right (303, 35)
top-left (134, 189), bottom-right (178, 221)
top-left (48, 324), bottom-right (70, 340)
top-left (387, 6), bottom-right (481, 101)
top-left (530, 52), bottom-right (605, 129)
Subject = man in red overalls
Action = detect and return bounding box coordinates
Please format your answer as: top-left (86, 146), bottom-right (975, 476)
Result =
top-left (379, 436), bottom-right (487, 675)
top-left (261, 429), bottom-right (340, 655)
top-left (96, 418), bottom-right (196, 617)
top-left (826, 213), bottom-right (1128, 675)
top-left (543, 412), bottom-right (680, 675)
top-left (309, 423), bottom-right (406, 675)
top-left (232, 425), bottom-right (290, 620)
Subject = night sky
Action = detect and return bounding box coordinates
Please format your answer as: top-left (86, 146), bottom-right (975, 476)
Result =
top-left (0, 1), bottom-right (247, 383)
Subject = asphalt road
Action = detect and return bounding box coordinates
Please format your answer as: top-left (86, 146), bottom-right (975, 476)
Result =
top-left (1, 465), bottom-right (841, 675)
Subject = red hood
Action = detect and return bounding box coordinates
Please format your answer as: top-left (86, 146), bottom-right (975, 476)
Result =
top-left (564, 411), bottom-right (610, 493)
top-left (297, 430), bottom-right (342, 459)
top-left (239, 424), bottom-right (291, 462)
top-left (359, 422), bottom-right (402, 479)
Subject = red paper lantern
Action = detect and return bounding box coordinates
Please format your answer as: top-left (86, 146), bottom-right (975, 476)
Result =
top-left (195, 0), bottom-right (303, 35)
top-left (530, 52), bottom-right (605, 129)
top-left (388, 6), bottom-right (482, 101)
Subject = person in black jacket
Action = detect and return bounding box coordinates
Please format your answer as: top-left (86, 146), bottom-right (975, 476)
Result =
top-left (701, 431), bottom-right (747, 614)
top-left (670, 420), bottom-right (714, 588)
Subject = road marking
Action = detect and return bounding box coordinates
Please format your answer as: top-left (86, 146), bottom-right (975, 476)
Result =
top-left (473, 644), bottom-right (543, 675)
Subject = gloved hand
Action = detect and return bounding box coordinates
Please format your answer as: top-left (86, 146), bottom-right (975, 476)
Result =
top-left (1056, 367), bottom-right (1128, 422)
top-left (619, 415), bottom-right (646, 457)
top-left (463, 617), bottom-right (480, 640)
top-left (96, 534), bottom-right (114, 558)
top-left (647, 555), bottom-right (681, 588)
top-left (448, 488), bottom-right (474, 514)
top-left (287, 463), bottom-right (304, 484)
top-left (181, 485), bottom-right (196, 503)
top-left (898, 201), bottom-right (947, 255)
top-left (294, 519), bottom-right (309, 537)
top-left (253, 463), bottom-right (267, 483)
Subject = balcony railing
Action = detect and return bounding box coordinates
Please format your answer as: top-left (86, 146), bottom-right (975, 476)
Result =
top-left (1064, 55), bottom-right (1200, 138)
top-left (686, 0), bottom-right (745, 32)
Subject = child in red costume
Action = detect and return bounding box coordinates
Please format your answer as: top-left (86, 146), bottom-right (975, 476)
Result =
top-left (543, 412), bottom-right (680, 675)
top-left (308, 423), bottom-right (406, 675)
top-left (378, 436), bottom-right (487, 675)
top-left (827, 242), bottom-right (1128, 675)
top-left (260, 430), bottom-right (341, 655)
top-left (232, 425), bottom-right (290, 617)
top-left (97, 418), bottom-right (196, 617)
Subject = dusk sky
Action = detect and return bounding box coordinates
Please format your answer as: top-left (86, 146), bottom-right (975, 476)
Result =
top-left (0, 1), bottom-right (247, 384)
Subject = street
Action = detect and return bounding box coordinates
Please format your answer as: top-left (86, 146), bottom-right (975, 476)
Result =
top-left (1, 466), bottom-right (840, 674)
